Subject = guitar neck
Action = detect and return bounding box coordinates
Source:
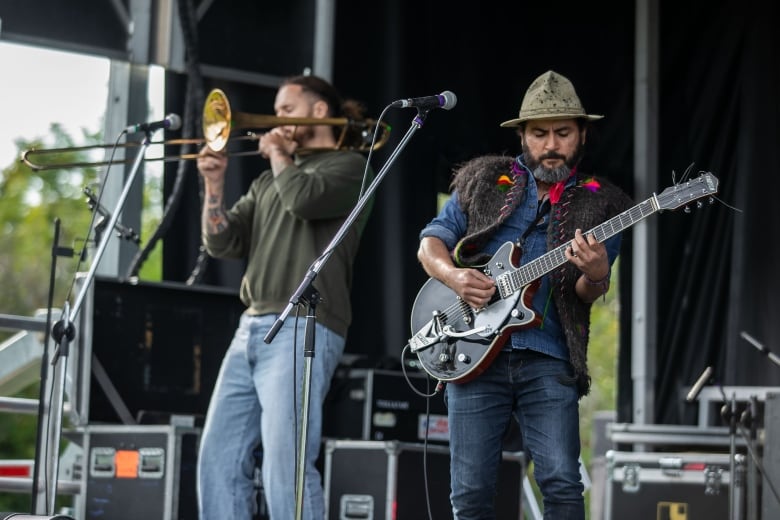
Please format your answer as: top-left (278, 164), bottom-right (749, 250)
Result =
top-left (503, 197), bottom-right (659, 292)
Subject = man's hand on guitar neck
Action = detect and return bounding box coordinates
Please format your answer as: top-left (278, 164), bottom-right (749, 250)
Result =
top-left (565, 228), bottom-right (612, 303)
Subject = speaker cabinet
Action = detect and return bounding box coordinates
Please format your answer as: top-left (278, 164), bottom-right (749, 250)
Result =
top-left (323, 439), bottom-right (524, 520)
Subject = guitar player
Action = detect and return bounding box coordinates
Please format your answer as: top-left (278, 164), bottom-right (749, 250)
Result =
top-left (416, 70), bottom-right (633, 519)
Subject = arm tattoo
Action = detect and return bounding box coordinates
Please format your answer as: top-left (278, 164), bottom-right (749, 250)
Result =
top-left (206, 205), bottom-right (228, 234)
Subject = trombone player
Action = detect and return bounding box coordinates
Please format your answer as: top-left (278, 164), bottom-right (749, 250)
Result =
top-left (196, 74), bottom-right (375, 520)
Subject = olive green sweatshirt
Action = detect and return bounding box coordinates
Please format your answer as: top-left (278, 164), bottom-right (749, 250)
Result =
top-left (203, 150), bottom-right (373, 337)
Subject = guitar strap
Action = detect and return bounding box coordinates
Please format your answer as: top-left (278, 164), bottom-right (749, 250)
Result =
top-left (515, 198), bottom-right (550, 251)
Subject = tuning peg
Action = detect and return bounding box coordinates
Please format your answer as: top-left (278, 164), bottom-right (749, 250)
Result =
top-left (697, 200), bottom-right (703, 209)
top-left (684, 206), bottom-right (692, 214)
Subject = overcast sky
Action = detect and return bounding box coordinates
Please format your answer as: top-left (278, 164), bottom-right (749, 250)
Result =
top-left (0, 41), bottom-right (165, 172)
top-left (0, 42), bottom-right (112, 170)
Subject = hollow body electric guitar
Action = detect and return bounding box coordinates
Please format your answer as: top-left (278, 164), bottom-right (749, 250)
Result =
top-left (408, 172), bottom-right (719, 383)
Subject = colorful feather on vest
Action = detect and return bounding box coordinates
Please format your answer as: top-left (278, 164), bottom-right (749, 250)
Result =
top-left (450, 154), bottom-right (633, 397)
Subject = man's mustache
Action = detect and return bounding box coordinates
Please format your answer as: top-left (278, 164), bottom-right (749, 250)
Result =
top-left (539, 152), bottom-right (566, 161)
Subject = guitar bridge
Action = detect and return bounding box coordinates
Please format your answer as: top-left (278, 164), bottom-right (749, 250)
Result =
top-left (408, 315), bottom-right (445, 352)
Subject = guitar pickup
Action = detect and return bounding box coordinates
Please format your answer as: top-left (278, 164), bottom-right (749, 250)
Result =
top-left (495, 273), bottom-right (514, 298)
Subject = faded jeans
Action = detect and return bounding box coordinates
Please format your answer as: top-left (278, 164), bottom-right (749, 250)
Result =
top-left (447, 349), bottom-right (584, 520)
top-left (197, 313), bottom-right (345, 520)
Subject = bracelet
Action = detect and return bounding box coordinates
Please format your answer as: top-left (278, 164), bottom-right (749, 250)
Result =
top-left (584, 270), bottom-right (610, 286)
top-left (584, 269), bottom-right (611, 299)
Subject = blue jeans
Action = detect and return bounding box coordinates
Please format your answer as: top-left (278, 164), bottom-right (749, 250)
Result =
top-left (197, 313), bottom-right (345, 520)
top-left (446, 350), bottom-right (584, 520)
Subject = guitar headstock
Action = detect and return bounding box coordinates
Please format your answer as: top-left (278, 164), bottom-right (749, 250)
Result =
top-left (656, 172), bottom-right (719, 211)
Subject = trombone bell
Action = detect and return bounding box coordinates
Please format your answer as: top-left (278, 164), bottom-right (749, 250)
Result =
top-left (203, 88), bottom-right (233, 152)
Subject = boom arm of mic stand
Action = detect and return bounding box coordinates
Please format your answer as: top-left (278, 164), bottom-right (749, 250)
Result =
top-left (741, 330), bottom-right (780, 367)
top-left (70, 136), bottom-right (151, 317)
top-left (264, 109), bottom-right (430, 344)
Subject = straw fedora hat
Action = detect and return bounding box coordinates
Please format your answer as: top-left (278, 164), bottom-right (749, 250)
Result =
top-left (500, 70), bottom-right (604, 127)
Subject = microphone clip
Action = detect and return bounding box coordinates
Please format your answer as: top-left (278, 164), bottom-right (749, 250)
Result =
top-left (84, 187), bottom-right (141, 244)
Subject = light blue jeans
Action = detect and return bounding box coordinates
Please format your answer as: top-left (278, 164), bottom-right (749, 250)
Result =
top-left (197, 313), bottom-right (345, 520)
top-left (446, 349), bottom-right (584, 520)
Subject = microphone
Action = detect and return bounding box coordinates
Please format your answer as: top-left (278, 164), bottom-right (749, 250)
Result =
top-left (686, 366), bottom-right (713, 402)
top-left (124, 113), bottom-right (182, 134)
top-left (391, 91), bottom-right (457, 110)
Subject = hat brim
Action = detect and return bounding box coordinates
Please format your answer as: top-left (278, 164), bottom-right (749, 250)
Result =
top-left (500, 113), bottom-right (604, 127)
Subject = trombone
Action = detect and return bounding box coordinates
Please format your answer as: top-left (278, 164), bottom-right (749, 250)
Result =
top-left (21, 88), bottom-right (391, 171)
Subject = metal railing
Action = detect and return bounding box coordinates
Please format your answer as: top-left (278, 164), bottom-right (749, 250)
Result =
top-left (0, 311), bottom-right (81, 498)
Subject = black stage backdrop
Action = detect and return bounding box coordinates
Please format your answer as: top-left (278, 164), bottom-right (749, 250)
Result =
top-left (157, 0), bottom-right (780, 426)
top-left (161, 0), bottom-right (637, 401)
top-left (651, 0), bottom-right (780, 424)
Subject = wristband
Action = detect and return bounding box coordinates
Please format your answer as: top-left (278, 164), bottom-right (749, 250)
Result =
top-left (584, 271), bottom-right (610, 286)
top-left (584, 269), bottom-right (611, 297)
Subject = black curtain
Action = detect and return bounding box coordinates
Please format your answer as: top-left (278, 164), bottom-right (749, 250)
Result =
top-left (647, 0), bottom-right (780, 426)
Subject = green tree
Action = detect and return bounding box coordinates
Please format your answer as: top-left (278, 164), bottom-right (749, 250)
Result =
top-left (0, 124), bottom-right (101, 330)
top-left (0, 123), bottom-right (100, 512)
top-left (1, 124), bottom-right (164, 330)
top-left (581, 257), bottom-right (622, 451)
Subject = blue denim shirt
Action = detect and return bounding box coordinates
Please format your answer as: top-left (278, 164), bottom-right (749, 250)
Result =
top-left (419, 157), bottom-right (622, 361)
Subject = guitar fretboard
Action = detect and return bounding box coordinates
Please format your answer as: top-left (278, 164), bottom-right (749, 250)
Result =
top-left (498, 197), bottom-right (658, 296)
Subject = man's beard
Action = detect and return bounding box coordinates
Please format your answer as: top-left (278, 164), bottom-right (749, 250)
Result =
top-left (522, 140), bottom-right (584, 184)
top-left (290, 123), bottom-right (316, 144)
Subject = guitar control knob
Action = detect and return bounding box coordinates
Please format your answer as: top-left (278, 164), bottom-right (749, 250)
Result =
top-left (439, 353), bottom-right (451, 362)
top-left (457, 353), bottom-right (471, 364)
top-left (511, 309), bottom-right (524, 319)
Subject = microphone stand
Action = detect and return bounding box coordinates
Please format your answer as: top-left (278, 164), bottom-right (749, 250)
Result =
top-left (264, 108), bottom-right (433, 520)
top-left (690, 369), bottom-right (743, 520)
top-left (742, 396), bottom-right (759, 520)
top-left (32, 131), bottom-right (153, 515)
top-left (738, 331), bottom-right (780, 517)
top-left (720, 392), bottom-right (740, 520)
top-left (29, 219), bottom-right (73, 514)
top-left (741, 330), bottom-right (780, 368)
top-left (85, 186), bottom-right (141, 245)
